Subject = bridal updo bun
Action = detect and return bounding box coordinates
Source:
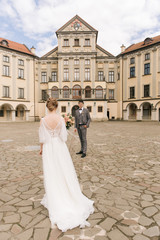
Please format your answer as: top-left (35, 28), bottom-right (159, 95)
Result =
top-left (46, 98), bottom-right (58, 111)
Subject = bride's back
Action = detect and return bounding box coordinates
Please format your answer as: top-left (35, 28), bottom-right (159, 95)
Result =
top-left (43, 113), bottom-right (61, 130)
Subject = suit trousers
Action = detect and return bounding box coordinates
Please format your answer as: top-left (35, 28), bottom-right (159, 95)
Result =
top-left (77, 126), bottom-right (87, 154)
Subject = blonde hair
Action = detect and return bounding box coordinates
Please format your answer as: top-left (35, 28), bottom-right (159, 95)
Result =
top-left (46, 98), bottom-right (58, 111)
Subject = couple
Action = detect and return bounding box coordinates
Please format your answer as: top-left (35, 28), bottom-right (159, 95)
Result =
top-left (39, 98), bottom-right (94, 232)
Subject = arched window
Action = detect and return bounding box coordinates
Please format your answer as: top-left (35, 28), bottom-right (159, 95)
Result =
top-left (95, 86), bottom-right (103, 99)
top-left (85, 86), bottom-right (91, 98)
top-left (63, 86), bottom-right (69, 98)
top-left (72, 85), bottom-right (81, 99)
top-left (51, 86), bottom-right (59, 99)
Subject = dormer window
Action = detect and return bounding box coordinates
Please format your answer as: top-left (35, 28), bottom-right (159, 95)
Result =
top-left (1, 40), bottom-right (8, 46)
top-left (144, 37), bottom-right (153, 45)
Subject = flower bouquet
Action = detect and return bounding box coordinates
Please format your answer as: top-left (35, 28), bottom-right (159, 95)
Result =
top-left (62, 113), bottom-right (74, 130)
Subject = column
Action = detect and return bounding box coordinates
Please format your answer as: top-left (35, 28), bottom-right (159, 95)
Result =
top-left (151, 108), bottom-right (157, 121)
top-left (25, 110), bottom-right (30, 121)
top-left (12, 110), bottom-right (15, 121)
top-left (137, 109), bottom-right (142, 121)
top-left (103, 101), bottom-right (108, 119)
top-left (123, 109), bottom-right (127, 120)
top-left (93, 102), bottom-right (96, 119)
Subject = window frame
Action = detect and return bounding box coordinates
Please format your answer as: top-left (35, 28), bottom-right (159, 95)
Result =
top-left (144, 63), bottom-right (150, 75)
top-left (3, 86), bottom-right (9, 98)
top-left (85, 68), bottom-right (90, 81)
top-left (108, 89), bottom-right (114, 100)
top-left (130, 66), bottom-right (135, 78)
top-left (108, 71), bottom-right (114, 82)
top-left (3, 65), bottom-right (9, 76)
top-left (144, 84), bottom-right (150, 97)
top-left (41, 72), bottom-right (47, 83)
top-left (130, 86), bottom-right (135, 99)
top-left (18, 68), bottom-right (24, 79)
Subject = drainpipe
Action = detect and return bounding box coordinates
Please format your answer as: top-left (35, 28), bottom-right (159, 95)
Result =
top-left (122, 55), bottom-right (124, 120)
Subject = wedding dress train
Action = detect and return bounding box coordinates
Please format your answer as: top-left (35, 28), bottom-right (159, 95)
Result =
top-left (39, 115), bottom-right (94, 232)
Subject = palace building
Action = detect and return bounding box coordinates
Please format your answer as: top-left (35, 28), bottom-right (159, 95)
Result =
top-left (1, 15), bottom-right (160, 121)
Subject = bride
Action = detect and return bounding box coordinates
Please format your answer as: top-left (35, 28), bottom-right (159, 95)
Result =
top-left (39, 98), bottom-right (94, 232)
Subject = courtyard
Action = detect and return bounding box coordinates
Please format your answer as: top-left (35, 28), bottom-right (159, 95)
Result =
top-left (0, 121), bottom-right (160, 240)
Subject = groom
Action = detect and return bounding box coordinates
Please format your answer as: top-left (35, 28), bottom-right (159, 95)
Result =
top-left (74, 100), bottom-right (91, 158)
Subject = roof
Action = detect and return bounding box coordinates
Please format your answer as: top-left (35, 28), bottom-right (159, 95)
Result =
top-left (41, 46), bottom-right (58, 59)
top-left (122, 35), bottom-right (160, 55)
top-left (56, 15), bottom-right (98, 35)
top-left (0, 38), bottom-right (35, 56)
top-left (96, 44), bottom-right (115, 58)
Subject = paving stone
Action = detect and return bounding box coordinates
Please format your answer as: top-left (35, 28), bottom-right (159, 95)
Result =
top-left (11, 224), bottom-right (23, 234)
top-left (26, 214), bottom-right (46, 229)
top-left (85, 227), bottom-right (102, 237)
top-left (100, 217), bottom-right (117, 231)
top-left (24, 187), bottom-right (40, 195)
top-left (141, 194), bottom-right (153, 201)
top-left (0, 205), bottom-right (17, 212)
top-left (89, 212), bottom-right (104, 219)
top-left (4, 213), bottom-right (20, 223)
top-left (94, 237), bottom-right (109, 240)
top-left (48, 228), bottom-right (62, 240)
top-left (0, 224), bottom-right (12, 231)
top-left (33, 228), bottom-right (50, 240)
top-left (18, 206), bottom-right (33, 213)
top-left (143, 226), bottom-right (160, 237)
top-left (35, 218), bottom-right (50, 228)
top-left (138, 215), bottom-right (154, 226)
top-left (0, 232), bottom-right (11, 240)
top-left (0, 213), bottom-right (3, 221)
top-left (143, 206), bottom-right (158, 217)
top-left (0, 192), bottom-right (13, 202)
top-left (133, 235), bottom-right (150, 240)
top-left (15, 200), bottom-right (33, 206)
top-left (19, 213), bottom-right (32, 227)
top-left (140, 201), bottom-right (154, 207)
top-left (108, 229), bottom-right (129, 240)
top-left (117, 225), bottom-right (134, 237)
top-left (17, 228), bottom-right (33, 240)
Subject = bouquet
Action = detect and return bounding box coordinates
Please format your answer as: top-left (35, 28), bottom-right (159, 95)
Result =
top-left (62, 113), bottom-right (74, 130)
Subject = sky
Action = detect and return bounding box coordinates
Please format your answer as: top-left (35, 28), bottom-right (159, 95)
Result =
top-left (0, 0), bottom-right (160, 57)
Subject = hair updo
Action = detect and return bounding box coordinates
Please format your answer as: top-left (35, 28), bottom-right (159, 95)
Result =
top-left (46, 98), bottom-right (58, 111)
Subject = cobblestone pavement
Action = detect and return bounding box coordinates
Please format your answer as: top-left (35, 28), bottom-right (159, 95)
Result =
top-left (1, 121), bottom-right (160, 240)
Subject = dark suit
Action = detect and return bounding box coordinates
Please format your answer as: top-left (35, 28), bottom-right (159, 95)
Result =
top-left (75, 108), bottom-right (91, 154)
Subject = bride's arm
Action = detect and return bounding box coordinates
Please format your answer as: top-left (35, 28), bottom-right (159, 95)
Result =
top-left (39, 143), bottom-right (43, 155)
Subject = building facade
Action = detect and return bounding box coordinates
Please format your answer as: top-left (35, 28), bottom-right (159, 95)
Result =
top-left (0, 38), bottom-right (36, 121)
top-left (1, 15), bottom-right (160, 121)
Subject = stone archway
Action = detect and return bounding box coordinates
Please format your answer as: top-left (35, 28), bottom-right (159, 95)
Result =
top-left (72, 105), bottom-right (79, 117)
top-left (15, 104), bottom-right (27, 121)
top-left (129, 103), bottom-right (137, 120)
top-left (142, 102), bottom-right (151, 120)
top-left (0, 104), bottom-right (14, 121)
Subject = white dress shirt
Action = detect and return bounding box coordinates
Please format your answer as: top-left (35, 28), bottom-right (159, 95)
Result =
top-left (79, 107), bottom-right (83, 114)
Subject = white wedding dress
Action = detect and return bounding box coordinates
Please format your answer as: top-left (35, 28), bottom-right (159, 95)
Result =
top-left (39, 114), bottom-right (94, 232)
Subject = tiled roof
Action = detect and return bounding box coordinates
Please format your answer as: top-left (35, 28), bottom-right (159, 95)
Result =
top-left (0, 38), bottom-right (35, 56)
top-left (122, 35), bottom-right (160, 54)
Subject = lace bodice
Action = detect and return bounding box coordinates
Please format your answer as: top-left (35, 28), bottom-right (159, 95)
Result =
top-left (39, 116), bottom-right (67, 143)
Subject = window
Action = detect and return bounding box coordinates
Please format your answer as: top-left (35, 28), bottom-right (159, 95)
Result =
top-left (74, 39), bottom-right (79, 46)
top-left (144, 84), bottom-right (150, 97)
top-left (87, 106), bottom-right (92, 112)
top-left (18, 88), bottom-right (24, 98)
top-left (98, 106), bottom-right (103, 112)
top-left (51, 72), bottom-right (57, 82)
top-left (64, 59), bottom-right (68, 65)
top-left (109, 71), bottom-right (114, 82)
top-left (64, 39), bottom-right (69, 46)
top-left (18, 59), bottom-right (24, 66)
top-left (98, 71), bottom-right (104, 81)
top-left (0, 110), bottom-right (4, 117)
top-left (109, 89), bottom-right (114, 100)
top-left (95, 86), bottom-right (103, 99)
top-left (130, 57), bottom-right (135, 64)
top-left (3, 86), bottom-right (9, 97)
top-left (61, 106), bottom-right (66, 113)
top-left (130, 67), bottom-right (135, 77)
top-left (74, 68), bottom-right (79, 81)
top-left (18, 69), bottom-right (24, 78)
top-left (72, 85), bottom-right (81, 99)
top-left (64, 69), bottom-right (69, 81)
top-left (85, 39), bottom-right (90, 46)
top-left (42, 90), bottom-right (47, 100)
top-left (85, 59), bottom-right (90, 65)
top-left (74, 59), bottom-right (79, 65)
top-left (145, 53), bottom-right (150, 60)
top-left (3, 65), bottom-right (9, 76)
top-left (85, 86), bottom-right (91, 98)
top-left (63, 86), bottom-right (69, 98)
top-left (85, 68), bottom-right (90, 81)
top-left (3, 55), bottom-right (9, 62)
top-left (51, 86), bottom-right (59, 99)
top-left (144, 63), bottom-right (150, 75)
top-left (1, 40), bottom-right (8, 46)
top-left (41, 72), bottom-right (47, 82)
top-left (130, 87), bottom-right (135, 99)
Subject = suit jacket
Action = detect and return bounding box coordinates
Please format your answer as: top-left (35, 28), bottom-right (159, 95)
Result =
top-left (74, 108), bottom-right (91, 128)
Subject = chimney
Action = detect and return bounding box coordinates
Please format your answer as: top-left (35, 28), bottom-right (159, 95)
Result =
top-left (30, 46), bottom-right (35, 54)
top-left (121, 44), bottom-right (126, 53)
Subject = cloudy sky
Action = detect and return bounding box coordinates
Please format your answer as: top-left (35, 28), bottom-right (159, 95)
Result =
top-left (0, 0), bottom-right (160, 57)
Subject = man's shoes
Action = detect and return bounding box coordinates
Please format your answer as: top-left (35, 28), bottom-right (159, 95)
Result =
top-left (81, 153), bottom-right (86, 158)
top-left (76, 151), bottom-right (83, 154)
